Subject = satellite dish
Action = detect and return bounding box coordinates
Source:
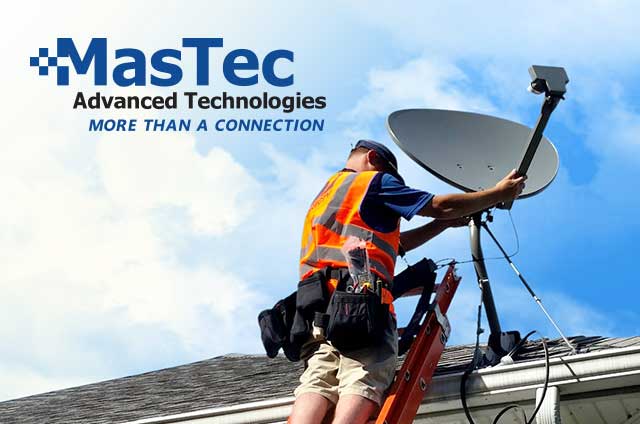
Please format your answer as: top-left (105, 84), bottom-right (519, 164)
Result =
top-left (387, 109), bottom-right (559, 199)
top-left (386, 63), bottom-right (571, 364)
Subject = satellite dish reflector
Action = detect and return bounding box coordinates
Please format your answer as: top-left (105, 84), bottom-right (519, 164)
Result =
top-left (387, 109), bottom-right (559, 199)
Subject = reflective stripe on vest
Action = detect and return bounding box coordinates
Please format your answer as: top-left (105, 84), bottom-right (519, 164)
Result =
top-left (299, 171), bottom-right (400, 305)
top-left (300, 213), bottom-right (398, 262)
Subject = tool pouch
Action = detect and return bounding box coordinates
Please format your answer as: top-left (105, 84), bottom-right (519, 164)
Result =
top-left (258, 307), bottom-right (286, 359)
top-left (325, 289), bottom-right (388, 351)
top-left (258, 292), bottom-right (302, 361)
top-left (290, 271), bottom-right (330, 346)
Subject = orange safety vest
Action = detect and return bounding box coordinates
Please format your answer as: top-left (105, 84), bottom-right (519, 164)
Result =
top-left (299, 170), bottom-right (399, 309)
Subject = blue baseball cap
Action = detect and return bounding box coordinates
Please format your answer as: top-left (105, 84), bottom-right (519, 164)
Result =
top-left (354, 139), bottom-right (404, 183)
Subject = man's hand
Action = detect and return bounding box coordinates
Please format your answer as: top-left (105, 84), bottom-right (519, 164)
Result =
top-left (494, 169), bottom-right (527, 202)
top-left (400, 216), bottom-right (471, 253)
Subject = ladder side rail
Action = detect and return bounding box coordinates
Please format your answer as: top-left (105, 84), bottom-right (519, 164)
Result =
top-left (376, 265), bottom-right (461, 424)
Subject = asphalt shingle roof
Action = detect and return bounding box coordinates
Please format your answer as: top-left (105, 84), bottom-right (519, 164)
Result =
top-left (1, 336), bottom-right (638, 424)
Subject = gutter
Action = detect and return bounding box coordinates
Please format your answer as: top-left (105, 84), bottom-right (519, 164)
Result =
top-left (421, 344), bottom-right (640, 414)
top-left (126, 397), bottom-right (295, 424)
top-left (124, 345), bottom-right (640, 424)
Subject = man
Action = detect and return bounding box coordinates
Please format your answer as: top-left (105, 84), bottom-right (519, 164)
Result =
top-left (290, 139), bottom-right (525, 424)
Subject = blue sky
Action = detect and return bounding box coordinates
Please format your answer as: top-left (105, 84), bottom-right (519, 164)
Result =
top-left (1, 0), bottom-right (639, 401)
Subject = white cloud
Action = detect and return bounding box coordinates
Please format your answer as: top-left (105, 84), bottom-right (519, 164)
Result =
top-left (0, 365), bottom-right (86, 403)
top-left (586, 101), bottom-right (640, 160)
top-left (490, 280), bottom-right (614, 338)
top-left (345, 58), bottom-right (496, 123)
top-left (0, 111), bottom-right (265, 401)
top-left (96, 132), bottom-right (259, 236)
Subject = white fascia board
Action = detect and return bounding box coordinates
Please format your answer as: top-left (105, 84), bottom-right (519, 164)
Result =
top-left (125, 397), bottom-right (295, 424)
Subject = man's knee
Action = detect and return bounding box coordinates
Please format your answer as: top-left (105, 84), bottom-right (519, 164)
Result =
top-left (332, 394), bottom-right (379, 424)
top-left (289, 392), bottom-right (332, 424)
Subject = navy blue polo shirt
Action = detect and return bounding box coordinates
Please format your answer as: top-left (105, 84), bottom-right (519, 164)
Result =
top-left (354, 170), bottom-right (434, 233)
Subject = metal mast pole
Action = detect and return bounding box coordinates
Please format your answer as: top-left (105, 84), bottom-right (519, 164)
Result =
top-left (469, 212), bottom-right (501, 335)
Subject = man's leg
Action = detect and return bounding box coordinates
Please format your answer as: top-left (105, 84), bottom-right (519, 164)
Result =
top-left (332, 394), bottom-right (378, 424)
top-left (289, 392), bottom-right (331, 424)
top-left (292, 339), bottom-right (340, 423)
top-left (334, 315), bottom-right (399, 424)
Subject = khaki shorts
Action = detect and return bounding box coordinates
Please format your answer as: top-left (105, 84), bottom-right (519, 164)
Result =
top-left (293, 315), bottom-right (398, 406)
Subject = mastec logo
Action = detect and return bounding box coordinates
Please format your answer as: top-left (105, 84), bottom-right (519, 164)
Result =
top-left (30, 38), bottom-right (294, 87)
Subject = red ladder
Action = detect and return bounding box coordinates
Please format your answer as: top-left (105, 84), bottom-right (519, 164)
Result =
top-left (376, 264), bottom-right (461, 424)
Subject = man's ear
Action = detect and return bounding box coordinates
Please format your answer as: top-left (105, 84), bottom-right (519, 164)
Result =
top-left (366, 149), bottom-right (378, 166)
top-left (367, 150), bottom-right (385, 170)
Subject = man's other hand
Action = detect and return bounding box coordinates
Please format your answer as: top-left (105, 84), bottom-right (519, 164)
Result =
top-left (437, 216), bottom-right (471, 228)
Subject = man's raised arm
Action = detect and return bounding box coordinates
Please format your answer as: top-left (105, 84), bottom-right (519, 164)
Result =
top-left (420, 169), bottom-right (525, 219)
top-left (398, 170), bottom-right (525, 254)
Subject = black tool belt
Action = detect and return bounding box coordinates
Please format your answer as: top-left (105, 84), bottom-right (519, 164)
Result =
top-left (257, 267), bottom-right (391, 361)
top-left (289, 266), bottom-right (391, 353)
top-left (258, 259), bottom-right (439, 361)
